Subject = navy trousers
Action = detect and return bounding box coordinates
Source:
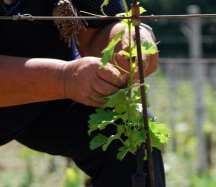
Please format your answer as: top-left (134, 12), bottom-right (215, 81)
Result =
top-left (13, 100), bottom-right (166, 187)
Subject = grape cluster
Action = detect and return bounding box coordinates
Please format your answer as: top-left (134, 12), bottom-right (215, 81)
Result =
top-left (53, 0), bottom-right (84, 46)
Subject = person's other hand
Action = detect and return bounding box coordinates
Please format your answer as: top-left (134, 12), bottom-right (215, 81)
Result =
top-left (62, 57), bottom-right (127, 107)
top-left (110, 23), bottom-right (159, 80)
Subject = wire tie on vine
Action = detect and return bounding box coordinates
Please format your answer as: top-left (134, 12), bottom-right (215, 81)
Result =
top-left (12, 13), bottom-right (33, 21)
top-left (131, 2), bottom-right (141, 26)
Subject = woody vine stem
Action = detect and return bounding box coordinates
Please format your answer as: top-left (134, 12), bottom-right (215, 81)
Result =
top-left (131, 1), bottom-right (155, 187)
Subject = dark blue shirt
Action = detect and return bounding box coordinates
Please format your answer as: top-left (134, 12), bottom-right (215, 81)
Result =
top-left (0, 0), bottom-right (126, 145)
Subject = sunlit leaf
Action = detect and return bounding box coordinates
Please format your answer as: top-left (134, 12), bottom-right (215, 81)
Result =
top-left (101, 31), bottom-right (124, 65)
top-left (105, 89), bottom-right (128, 113)
top-left (150, 122), bottom-right (170, 149)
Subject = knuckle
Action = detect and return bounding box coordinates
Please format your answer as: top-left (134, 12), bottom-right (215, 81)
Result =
top-left (104, 86), bottom-right (115, 96)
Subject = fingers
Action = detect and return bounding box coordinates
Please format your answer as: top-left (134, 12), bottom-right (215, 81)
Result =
top-left (115, 53), bottom-right (130, 71)
top-left (86, 95), bottom-right (106, 107)
top-left (89, 62), bottom-right (128, 107)
top-left (143, 53), bottom-right (159, 76)
top-left (115, 52), bottom-right (147, 73)
top-left (96, 63), bottom-right (127, 88)
top-left (115, 52), bottom-right (158, 81)
top-left (63, 57), bottom-right (128, 107)
top-left (92, 77), bottom-right (119, 96)
top-left (85, 80), bottom-right (116, 107)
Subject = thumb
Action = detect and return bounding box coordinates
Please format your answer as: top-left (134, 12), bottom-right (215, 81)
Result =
top-left (113, 53), bottom-right (130, 77)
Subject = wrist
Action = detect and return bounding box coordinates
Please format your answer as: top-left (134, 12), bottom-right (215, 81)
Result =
top-left (60, 60), bottom-right (70, 100)
top-left (60, 59), bottom-right (78, 100)
top-left (27, 58), bottom-right (68, 102)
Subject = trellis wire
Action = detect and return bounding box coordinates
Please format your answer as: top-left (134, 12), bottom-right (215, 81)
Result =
top-left (0, 13), bottom-right (216, 21)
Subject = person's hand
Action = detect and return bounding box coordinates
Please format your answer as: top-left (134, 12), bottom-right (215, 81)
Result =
top-left (114, 51), bottom-right (159, 80)
top-left (110, 23), bottom-right (159, 80)
top-left (62, 57), bottom-right (127, 107)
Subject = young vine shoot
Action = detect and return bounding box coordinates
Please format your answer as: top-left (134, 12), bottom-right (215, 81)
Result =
top-left (88, 0), bottom-right (169, 160)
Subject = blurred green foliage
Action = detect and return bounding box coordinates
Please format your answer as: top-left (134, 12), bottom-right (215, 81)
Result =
top-left (61, 168), bottom-right (85, 187)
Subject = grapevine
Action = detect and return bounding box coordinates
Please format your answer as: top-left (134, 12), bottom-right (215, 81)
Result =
top-left (88, 0), bottom-right (169, 160)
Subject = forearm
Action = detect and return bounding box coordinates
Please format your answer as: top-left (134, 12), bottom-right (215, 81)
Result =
top-left (0, 55), bottom-right (65, 107)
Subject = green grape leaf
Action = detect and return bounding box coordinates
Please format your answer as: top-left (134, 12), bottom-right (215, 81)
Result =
top-left (127, 129), bottom-right (145, 153)
top-left (105, 89), bottom-right (128, 114)
top-left (89, 109), bottom-right (116, 124)
top-left (117, 146), bottom-right (130, 160)
top-left (101, 31), bottom-right (124, 65)
top-left (130, 85), bottom-right (142, 101)
top-left (150, 122), bottom-right (170, 149)
top-left (88, 109), bottom-right (117, 134)
top-left (102, 135), bottom-right (118, 151)
top-left (90, 134), bottom-right (108, 150)
top-left (125, 103), bottom-right (143, 125)
top-left (102, 125), bottom-right (124, 151)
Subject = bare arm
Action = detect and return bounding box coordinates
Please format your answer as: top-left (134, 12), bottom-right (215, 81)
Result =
top-left (0, 23), bottom-right (155, 108)
top-left (0, 55), bottom-right (125, 107)
top-left (0, 55), bottom-right (64, 107)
